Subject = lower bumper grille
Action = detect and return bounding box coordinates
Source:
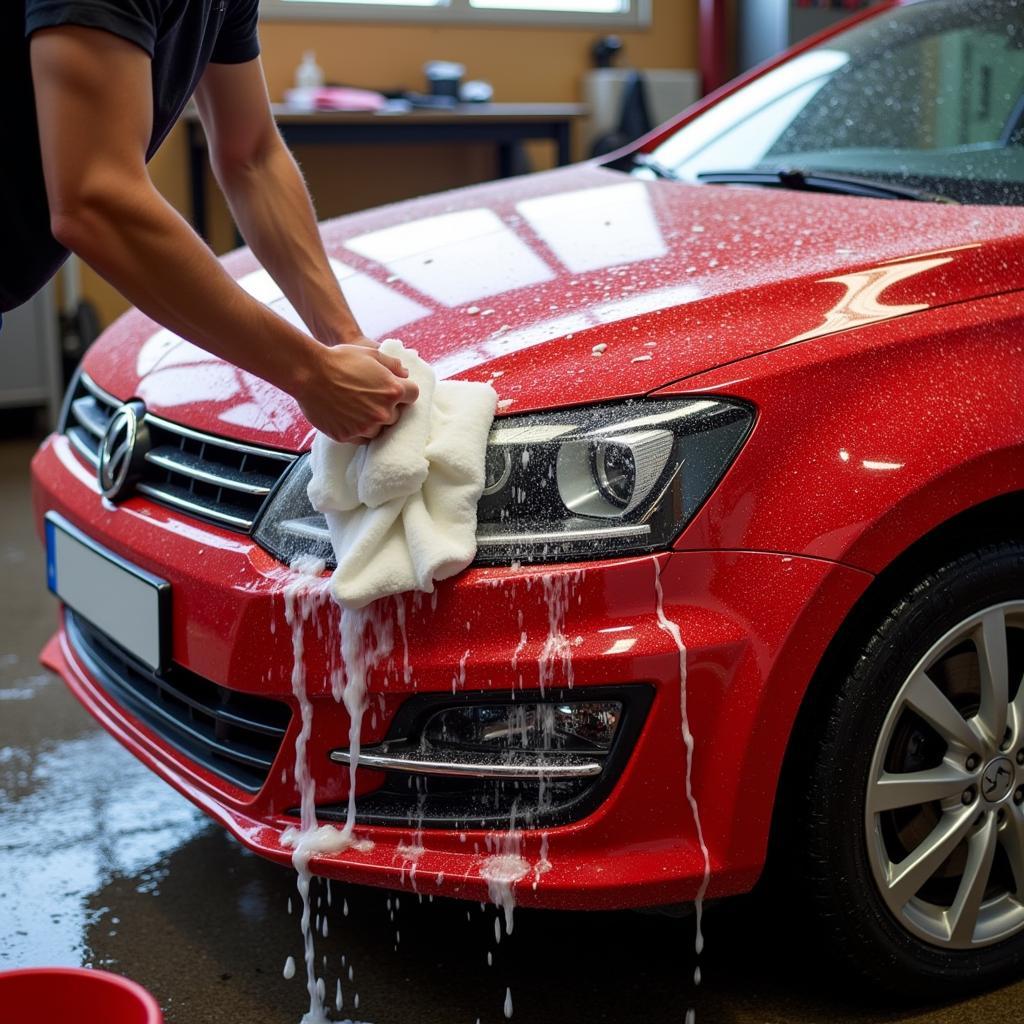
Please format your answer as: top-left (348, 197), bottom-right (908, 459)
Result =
top-left (66, 611), bottom-right (291, 792)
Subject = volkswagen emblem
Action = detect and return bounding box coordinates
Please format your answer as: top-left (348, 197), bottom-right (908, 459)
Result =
top-left (98, 401), bottom-right (149, 501)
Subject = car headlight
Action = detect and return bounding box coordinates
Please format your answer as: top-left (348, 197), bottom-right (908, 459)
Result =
top-left (253, 397), bottom-right (754, 567)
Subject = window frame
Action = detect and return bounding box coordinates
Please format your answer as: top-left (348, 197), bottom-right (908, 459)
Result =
top-left (258, 0), bottom-right (651, 29)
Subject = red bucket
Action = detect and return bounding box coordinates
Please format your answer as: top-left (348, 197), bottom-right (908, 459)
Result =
top-left (0, 967), bottom-right (162, 1024)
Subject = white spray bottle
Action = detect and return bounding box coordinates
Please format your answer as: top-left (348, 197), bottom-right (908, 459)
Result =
top-left (295, 51), bottom-right (324, 90)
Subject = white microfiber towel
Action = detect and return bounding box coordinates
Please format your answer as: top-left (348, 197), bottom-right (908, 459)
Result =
top-left (308, 339), bottom-right (498, 609)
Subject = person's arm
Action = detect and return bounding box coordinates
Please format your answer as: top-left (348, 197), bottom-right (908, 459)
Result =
top-left (29, 26), bottom-right (416, 441)
top-left (194, 59), bottom-right (365, 348)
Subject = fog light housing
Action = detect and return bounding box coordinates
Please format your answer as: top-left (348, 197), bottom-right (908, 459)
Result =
top-left (331, 699), bottom-right (623, 781)
top-left (322, 686), bottom-right (652, 830)
top-left (422, 700), bottom-right (622, 754)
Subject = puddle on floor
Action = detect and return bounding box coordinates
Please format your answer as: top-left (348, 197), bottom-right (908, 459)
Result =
top-left (0, 729), bottom-right (206, 968)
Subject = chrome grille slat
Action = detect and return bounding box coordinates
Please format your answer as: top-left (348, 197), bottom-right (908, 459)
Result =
top-left (70, 396), bottom-right (109, 438)
top-left (136, 483), bottom-right (257, 529)
top-left (64, 375), bottom-right (117, 467)
top-left (145, 413), bottom-right (296, 462)
top-left (79, 373), bottom-right (121, 406)
top-left (67, 427), bottom-right (101, 467)
top-left (144, 448), bottom-right (274, 496)
top-left (63, 372), bottom-right (297, 534)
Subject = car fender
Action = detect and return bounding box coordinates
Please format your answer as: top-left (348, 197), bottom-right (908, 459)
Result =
top-left (653, 292), bottom-right (1024, 877)
top-left (657, 290), bottom-right (1024, 573)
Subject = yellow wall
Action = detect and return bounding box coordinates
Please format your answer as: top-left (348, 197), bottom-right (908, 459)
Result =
top-left (82, 0), bottom-right (698, 325)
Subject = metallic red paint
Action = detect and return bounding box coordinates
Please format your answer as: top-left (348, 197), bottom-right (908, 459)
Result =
top-left (82, 169), bottom-right (1024, 447)
top-left (33, 434), bottom-right (873, 906)
top-left (660, 291), bottom-right (1024, 573)
top-left (32, 0), bottom-right (1024, 908)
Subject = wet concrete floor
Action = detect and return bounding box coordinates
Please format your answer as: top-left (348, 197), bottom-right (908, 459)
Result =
top-left (3, 429), bottom-right (1024, 1023)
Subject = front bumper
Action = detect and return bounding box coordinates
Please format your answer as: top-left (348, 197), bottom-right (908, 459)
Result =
top-left (33, 432), bottom-right (873, 909)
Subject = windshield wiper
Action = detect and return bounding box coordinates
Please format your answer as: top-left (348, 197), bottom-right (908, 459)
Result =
top-left (632, 155), bottom-right (682, 181)
top-left (696, 168), bottom-right (956, 204)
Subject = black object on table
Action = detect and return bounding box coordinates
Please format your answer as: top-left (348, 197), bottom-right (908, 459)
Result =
top-left (184, 102), bottom-right (586, 243)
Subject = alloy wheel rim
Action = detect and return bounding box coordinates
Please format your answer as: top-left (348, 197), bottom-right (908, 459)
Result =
top-left (866, 602), bottom-right (1024, 949)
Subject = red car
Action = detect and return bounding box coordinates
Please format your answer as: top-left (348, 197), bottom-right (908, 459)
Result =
top-left (32, 0), bottom-right (1024, 995)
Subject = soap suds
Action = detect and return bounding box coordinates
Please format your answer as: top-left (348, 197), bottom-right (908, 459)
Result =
top-left (281, 559), bottom-right (335, 1024)
top-left (652, 557), bottom-right (711, 1013)
top-left (537, 572), bottom-right (581, 694)
top-left (281, 560), bottom-right (385, 1024)
top-left (481, 847), bottom-right (530, 936)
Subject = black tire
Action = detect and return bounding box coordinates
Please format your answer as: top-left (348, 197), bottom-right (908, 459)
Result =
top-left (795, 540), bottom-right (1024, 996)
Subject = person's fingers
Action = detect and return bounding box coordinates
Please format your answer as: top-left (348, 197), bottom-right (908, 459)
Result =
top-left (397, 379), bottom-right (420, 406)
top-left (374, 351), bottom-right (409, 378)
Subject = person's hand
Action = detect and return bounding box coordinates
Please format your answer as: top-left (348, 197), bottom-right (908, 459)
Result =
top-left (294, 342), bottom-right (419, 442)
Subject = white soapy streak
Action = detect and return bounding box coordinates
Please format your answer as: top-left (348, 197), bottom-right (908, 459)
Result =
top-left (537, 572), bottom-right (581, 695)
top-left (282, 560), bottom-right (387, 1024)
top-left (478, 569), bottom-right (581, 1020)
top-left (395, 593), bottom-right (412, 685)
top-left (531, 832), bottom-right (552, 891)
top-left (283, 565), bottom-right (330, 1023)
top-left (652, 558), bottom-right (711, 1009)
top-left (480, 804), bottom-right (530, 940)
top-left (339, 605), bottom-right (373, 846)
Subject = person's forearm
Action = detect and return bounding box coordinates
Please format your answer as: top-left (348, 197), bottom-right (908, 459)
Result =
top-left (52, 172), bottom-right (323, 395)
top-left (28, 25), bottom-right (413, 444)
top-left (212, 132), bottom-right (363, 345)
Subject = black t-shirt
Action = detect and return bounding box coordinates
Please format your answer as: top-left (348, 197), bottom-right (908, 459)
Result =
top-left (0, 0), bottom-right (260, 312)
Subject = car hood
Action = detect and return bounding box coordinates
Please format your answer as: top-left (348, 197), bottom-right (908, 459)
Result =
top-left (84, 164), bottom-right (1024, 451)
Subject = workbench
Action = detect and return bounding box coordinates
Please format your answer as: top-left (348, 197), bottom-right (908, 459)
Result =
top-left (184, 102), bottom-right (587, 242)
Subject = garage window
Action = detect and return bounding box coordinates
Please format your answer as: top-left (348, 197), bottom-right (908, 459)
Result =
top-left (259, 0), bottom-right (650, 27)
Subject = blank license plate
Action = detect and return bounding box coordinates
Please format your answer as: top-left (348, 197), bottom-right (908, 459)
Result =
top-left (45, 512), bottom-right (170, 672)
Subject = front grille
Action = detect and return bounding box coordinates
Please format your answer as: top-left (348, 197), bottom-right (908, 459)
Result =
top-left (66, 610), bottom-right (291, 792)
top-left (64, 372), bottom-right (117, 464)
top-left (62, 372), bottom-right (296, 531)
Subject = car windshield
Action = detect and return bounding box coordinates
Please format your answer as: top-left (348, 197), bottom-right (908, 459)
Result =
top-left (640, 0), bottom-right (1024, 206)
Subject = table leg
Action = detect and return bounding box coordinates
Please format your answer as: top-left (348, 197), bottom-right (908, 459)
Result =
top-left (188, 121), bottom-right (209, 243)
top-left (497, 141), bottom-right (515, 179)
top-left (555, 121), bottom-right (572, 167)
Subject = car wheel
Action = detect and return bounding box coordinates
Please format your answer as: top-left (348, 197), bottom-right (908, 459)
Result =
top-left (798, 541), bottom-right (1024, 995)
